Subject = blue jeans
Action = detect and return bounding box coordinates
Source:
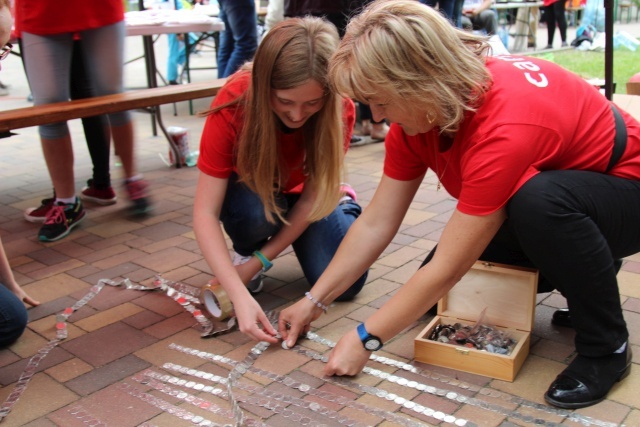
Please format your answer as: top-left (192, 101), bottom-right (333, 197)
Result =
top-left (167, 33), bottom-right (199, 82)
top-left (219, 174), bottom-right (367, 300)
top-left (0, 284), bottom-right (28, 348)
top-left (420, 0), bottom-right (456, 23)
top-left (217, 0), bottom-right (258, 78)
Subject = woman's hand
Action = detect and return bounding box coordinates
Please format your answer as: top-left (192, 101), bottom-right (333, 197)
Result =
top-left (278, 298), bottom-right (323, 348)
top-left (233, 296), bottom-right (279, 343)
top-left (324, 328), bottom-right (370, 376)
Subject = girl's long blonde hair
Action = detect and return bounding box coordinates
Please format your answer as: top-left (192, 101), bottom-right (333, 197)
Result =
top-left (330, 0), bottom-right (493, 134)
top-left (205, 17), bottom-right (345, 223)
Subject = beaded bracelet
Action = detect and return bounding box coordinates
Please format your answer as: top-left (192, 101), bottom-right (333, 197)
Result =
top-left (304, 291), bottom-right (328, 313)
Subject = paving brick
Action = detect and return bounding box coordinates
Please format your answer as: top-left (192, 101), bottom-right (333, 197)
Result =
top-left (64, 355), bottom-right (151, 396)
top-left (60, 322), bottom-right (158, 367)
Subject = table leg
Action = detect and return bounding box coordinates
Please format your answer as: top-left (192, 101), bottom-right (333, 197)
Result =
top-left (142, 34), bottom-right (182, 168)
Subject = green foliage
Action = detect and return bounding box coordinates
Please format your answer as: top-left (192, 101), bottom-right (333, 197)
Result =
top-left (526, 48), bottom-right (640, 93)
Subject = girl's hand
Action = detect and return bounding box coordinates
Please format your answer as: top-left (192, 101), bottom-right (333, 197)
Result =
top-left (9, 283), bottom-right (40, 307)
top-left (278, 298), bottom-right (323, 348)
top-left (233, 296), bottom-right (279, 343)
top-left (324, 329), bottom-right (370, 376)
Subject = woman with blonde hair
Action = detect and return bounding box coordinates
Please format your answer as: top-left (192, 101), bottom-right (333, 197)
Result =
top-left (194, 16), bottom-right (367, 343)
top-left (279, 0), bottom-right (640, 409)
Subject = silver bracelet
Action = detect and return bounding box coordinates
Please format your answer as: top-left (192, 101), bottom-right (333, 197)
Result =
top-left (304, 292), bottom-right (328, 313)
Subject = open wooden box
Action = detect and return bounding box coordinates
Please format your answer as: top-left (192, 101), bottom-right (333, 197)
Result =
top-left (414, 261), bottom-right (538, 382)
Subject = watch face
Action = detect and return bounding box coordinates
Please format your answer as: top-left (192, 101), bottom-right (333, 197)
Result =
top-left (364, 338), bottom-right (382, 351)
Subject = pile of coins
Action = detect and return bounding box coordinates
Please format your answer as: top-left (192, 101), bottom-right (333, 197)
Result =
top-left (427, 322), bottom-right (516, 354)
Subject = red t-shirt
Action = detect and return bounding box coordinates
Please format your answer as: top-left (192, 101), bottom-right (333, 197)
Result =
top-left (384, 55), bottom-right (640, 216)
top-left (15, 0), bottom-right (124, 36)
top-left (198, 71), bottom-right (356, 193)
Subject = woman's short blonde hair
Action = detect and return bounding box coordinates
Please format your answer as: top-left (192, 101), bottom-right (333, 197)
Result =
top-left (330, 0), bottom-right (492, 134)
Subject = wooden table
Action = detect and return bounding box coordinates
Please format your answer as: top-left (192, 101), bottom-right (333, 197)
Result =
top-left (125, 13), bottom-right (224, 148)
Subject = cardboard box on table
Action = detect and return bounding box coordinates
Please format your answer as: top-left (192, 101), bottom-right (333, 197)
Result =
top-left (414, 262), bottom-right (538, 382)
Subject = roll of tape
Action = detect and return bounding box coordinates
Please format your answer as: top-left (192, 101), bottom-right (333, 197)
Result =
top-left (199, 283), bottom-right (233, 320)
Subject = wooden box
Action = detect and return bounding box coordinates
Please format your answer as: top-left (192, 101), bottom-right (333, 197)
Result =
top-left (414, 262), bottom-right (538, 382)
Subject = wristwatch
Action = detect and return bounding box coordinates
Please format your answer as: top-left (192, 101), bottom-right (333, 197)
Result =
top-left (357, 323), bottom-right (383, 351)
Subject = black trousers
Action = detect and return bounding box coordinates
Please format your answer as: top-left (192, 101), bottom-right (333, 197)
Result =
top-left (423, 170), bottom-right (640, 357)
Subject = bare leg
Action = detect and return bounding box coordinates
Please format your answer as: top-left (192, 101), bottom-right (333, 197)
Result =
top-left (41, 136), bottom-right (75, 199)
top-left (111, 122), bottom-right (135, 179)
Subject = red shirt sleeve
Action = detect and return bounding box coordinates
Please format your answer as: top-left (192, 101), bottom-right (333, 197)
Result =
top-left (197, 72), bottom-right (248, 179)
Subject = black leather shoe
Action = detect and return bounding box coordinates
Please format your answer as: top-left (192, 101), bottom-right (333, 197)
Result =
top-left (544, 342), bottom-right (632, 409)
top-left (551, 308), bottom-right (572, 328)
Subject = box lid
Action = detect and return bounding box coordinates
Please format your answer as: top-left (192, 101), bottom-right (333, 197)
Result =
top-left (438, 261), bottom-right (538, 332)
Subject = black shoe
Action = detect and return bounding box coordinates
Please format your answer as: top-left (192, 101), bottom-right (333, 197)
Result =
top-left (551, 308), bottom-right (572, 327)
top-left (168, 80), bottom-right (179, 85)
top-left (544, 342), bottom-right (632, 409)
top-left (350, 135), bottom-right (366, 147)
top-left (38, 198), bottom-right (86, 242)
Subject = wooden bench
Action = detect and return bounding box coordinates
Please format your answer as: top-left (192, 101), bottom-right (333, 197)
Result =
top-left (0, 79), bottom-right (226, 167)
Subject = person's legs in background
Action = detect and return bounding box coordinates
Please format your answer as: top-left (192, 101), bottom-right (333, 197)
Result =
top-left (545, 2), bottom-right (557, 48)
top-left (420, 0), bottom-right (456, 23)
top-left (80, 21), bottom-right (151, 215)
top-left (216, 0), bottom-right (257, 78)
top-left (21, 31), bottom-right (86, 242)
top-left (167, 33), bottom-right (183, 84)
top-left (70, 39), bottom-right (117, 206)
top-left (359, 103), bottom-right (389, 142)
top-left (471, 10), bottom-right (498, 35)
top-left (552, 0), bottom-right (568, 46)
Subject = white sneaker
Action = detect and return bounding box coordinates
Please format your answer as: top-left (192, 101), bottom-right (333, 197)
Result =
top-left (232, 252), bottom-right (264, 294)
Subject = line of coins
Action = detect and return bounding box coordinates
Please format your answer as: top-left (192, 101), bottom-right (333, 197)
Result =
top-left (118, 382), bottom-right (225, 427)
top-left (0, 279), bottom-right (121, 422)
top-left (140, 368), bottom-right (343, 427)
top-left (67, 405), bottom-right (108, 427)
top-left (168, 343), bottom-right (432, 427)
top-left (165, 286), bottom-right (216, 336)
top-left (132, 371), bottom-right (268, 427)
top-left (160, 362), bottom-right (369, 427)
top-left (226, 340), bottom-right (272, 426)
top-left (0, 276), bottom-right (228, 424)
top-left (288, 346), bottom-right (473, 427)
top-left (303, 332), bottom-right (619, 427)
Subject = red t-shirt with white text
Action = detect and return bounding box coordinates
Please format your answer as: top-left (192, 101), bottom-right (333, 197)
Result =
top-left (384, 55), bottom-right (640, 216)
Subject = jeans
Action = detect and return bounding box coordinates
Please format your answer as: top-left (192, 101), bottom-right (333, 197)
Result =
top-left (219, 174), bottom-right (367, 300)
top-left (420, 0), bottom-right (456, 23)
top-left (0, 284), bottom-right (28, 348)
top-left (422, 170), bottom-right (640, 358)
top-left (167, 32), bottom-right (199, 82)
top-left (217, 0), bottom-right (258, 78)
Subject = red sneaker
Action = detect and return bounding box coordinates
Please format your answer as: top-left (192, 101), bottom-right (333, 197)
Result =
top-left (80, 180), bottom-right (117, 205)
top-left (125, 179), bottom-right (152, 215)
top-left (24, 195), bottom-right (55, 223)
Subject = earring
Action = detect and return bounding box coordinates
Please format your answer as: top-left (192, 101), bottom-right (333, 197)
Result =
top-left (426, 111), bottom-right (435, 124)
